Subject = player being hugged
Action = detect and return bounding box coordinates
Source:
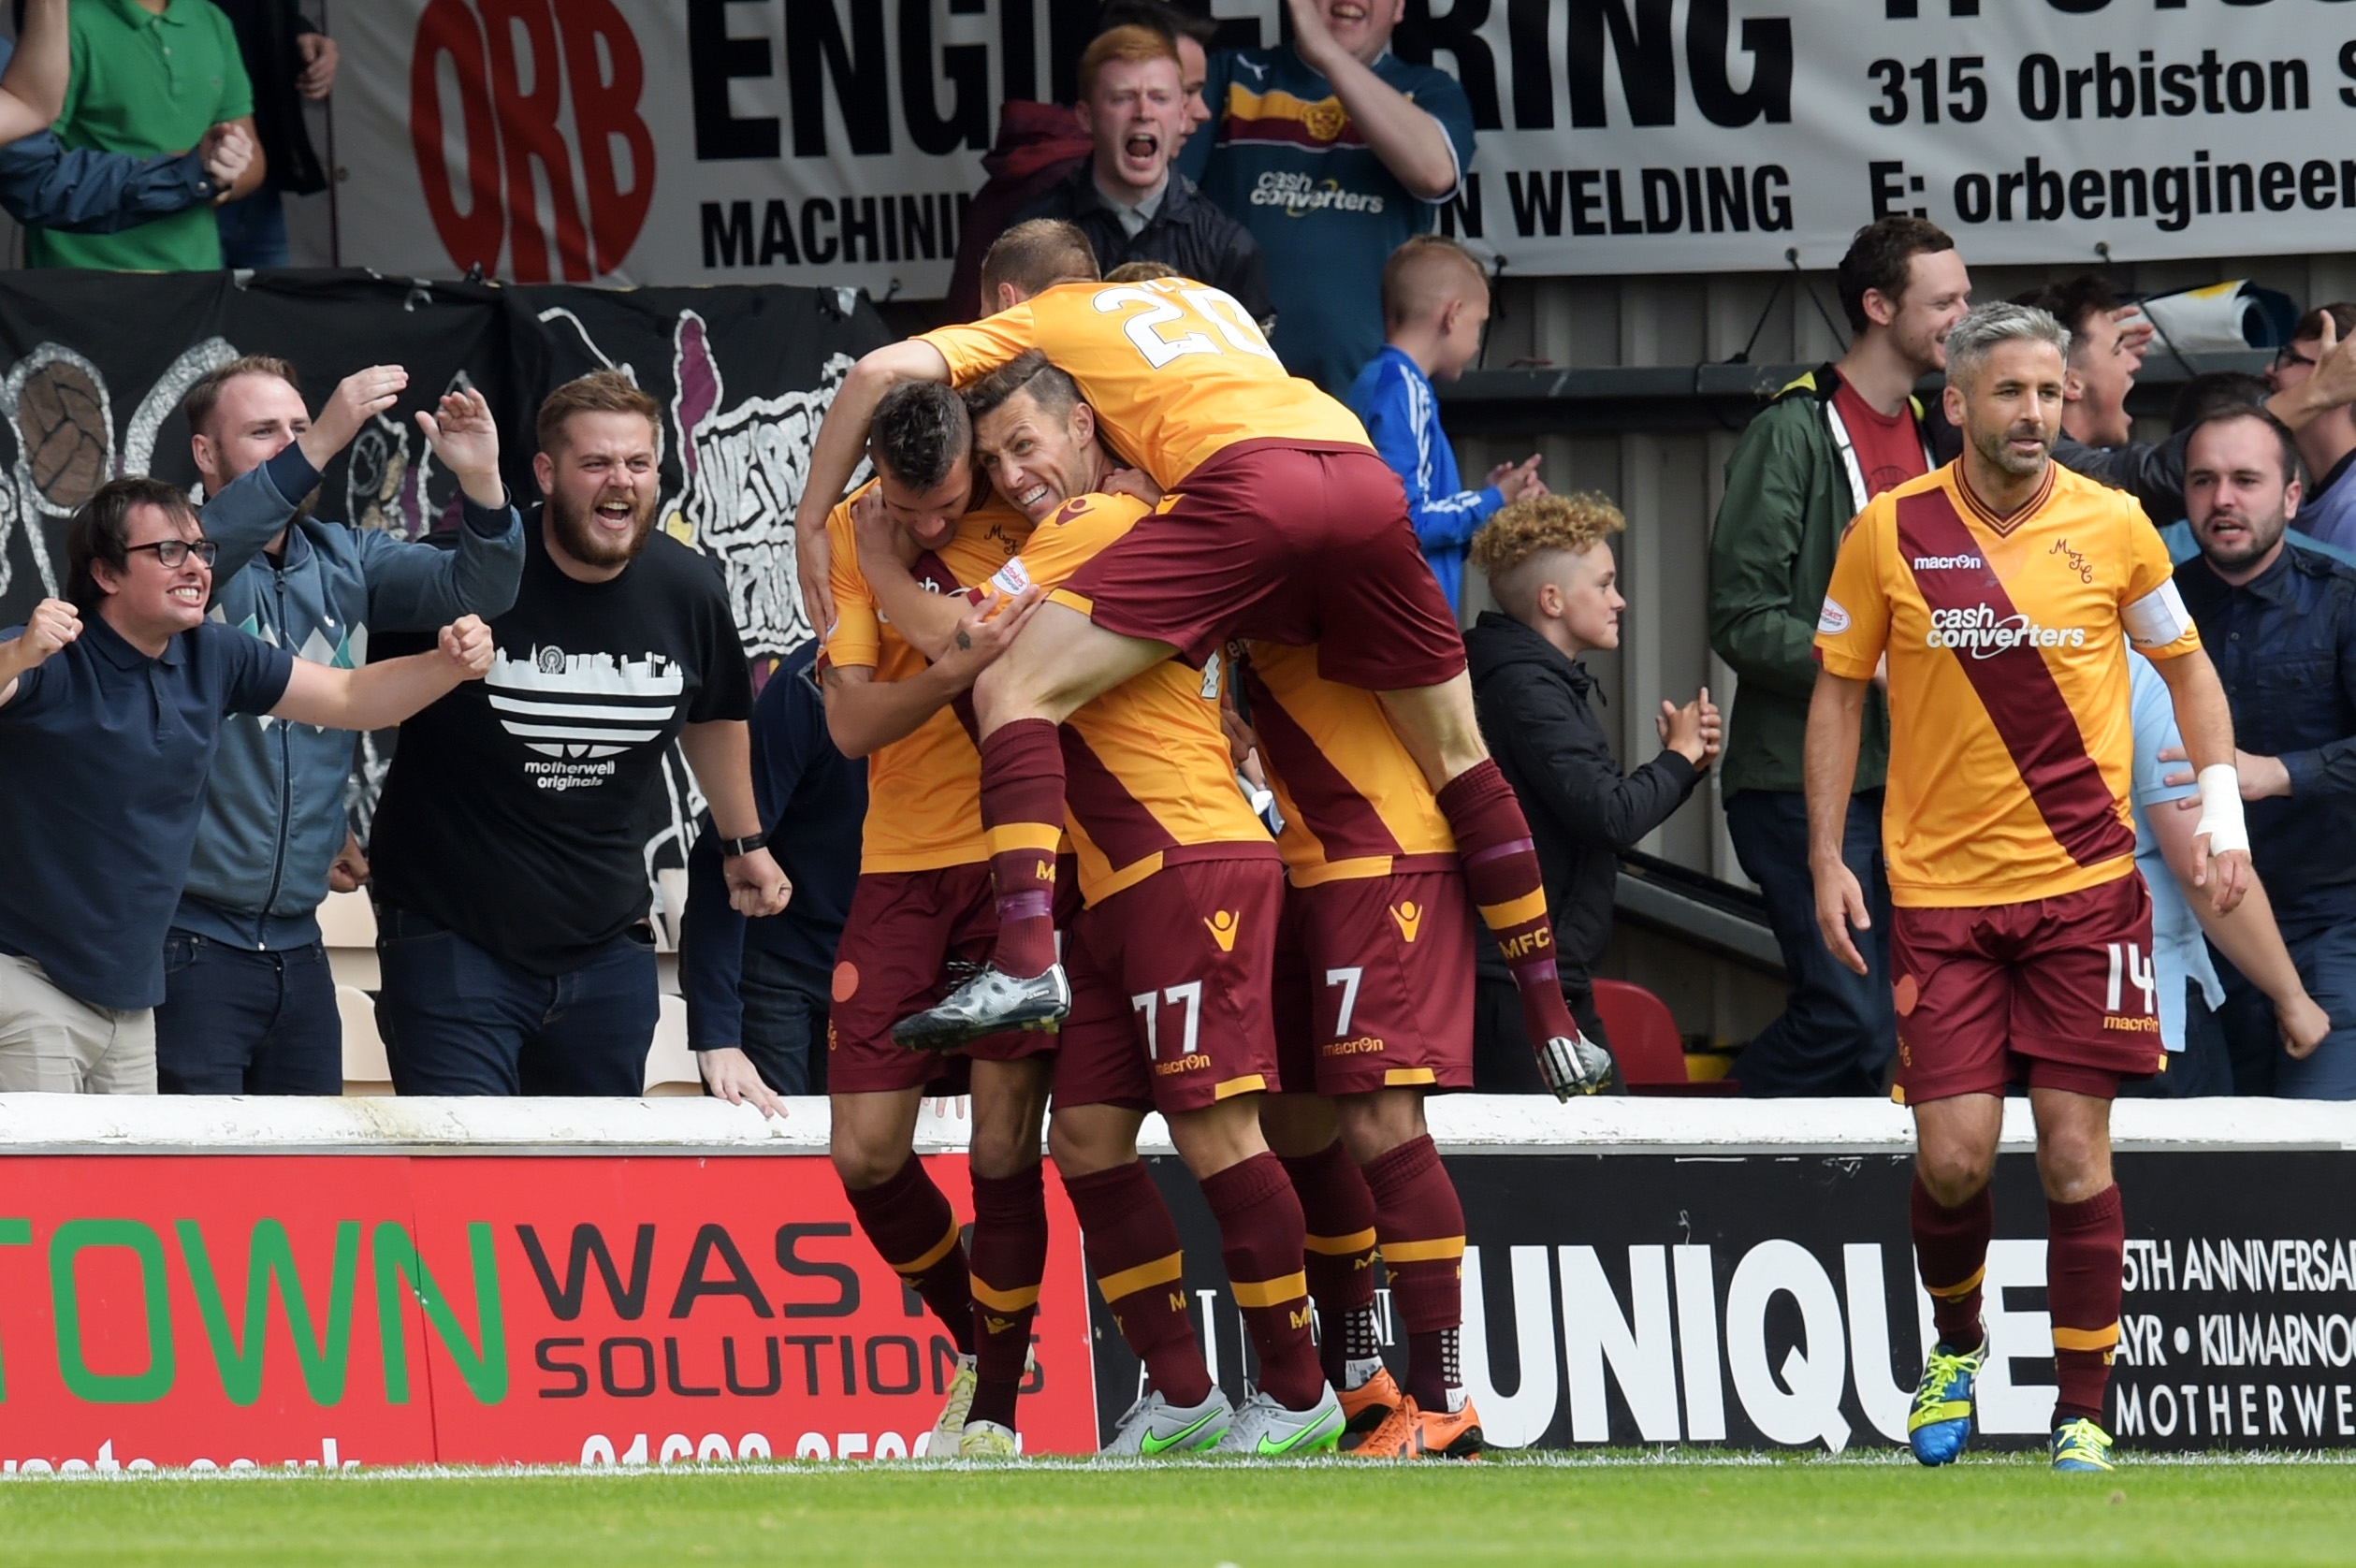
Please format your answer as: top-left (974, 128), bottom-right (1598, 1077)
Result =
top-left (1806, 302), bottom-right (2249, 1474)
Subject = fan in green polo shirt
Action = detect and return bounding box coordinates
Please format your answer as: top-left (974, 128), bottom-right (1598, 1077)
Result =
top-left (29, 0), bottom-right (263, 272)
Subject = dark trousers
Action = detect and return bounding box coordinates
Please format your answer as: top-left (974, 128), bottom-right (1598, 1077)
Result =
top-left (153, 933), bottom-right (342, 1095)
top-left (374, 906), bottom-right (658, 1096)
top-left (2120, 978), bottom-right (2234, 1098)
top-left (1724, 788), bottom-right (1897, 1097)
top-left (738, 945), bottom-right (831, 1096)
top-left (1472, 974), bottom-right (1608, 1094)
top-left (2214, 921), bottom-right (2356, 1100)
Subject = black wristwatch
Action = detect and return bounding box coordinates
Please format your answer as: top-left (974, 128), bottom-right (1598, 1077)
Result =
top-left (720, 831), bottom-right (768, 858)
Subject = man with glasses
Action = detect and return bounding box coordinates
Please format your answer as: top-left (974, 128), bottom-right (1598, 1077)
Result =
top-left (2270, 306), bottom-right (2356, 554)
top-left (0, 478), bottom-right (494, 1094)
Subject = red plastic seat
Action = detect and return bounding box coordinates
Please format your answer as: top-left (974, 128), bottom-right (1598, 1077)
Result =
top-left (1592, 979), bottom-right (1738, 1096)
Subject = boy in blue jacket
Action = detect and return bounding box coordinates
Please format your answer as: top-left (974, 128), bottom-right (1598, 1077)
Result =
top-left (159, 356), bottom-right (523, 1095)
top-left (1347, 235), bottom-right (1543, 617)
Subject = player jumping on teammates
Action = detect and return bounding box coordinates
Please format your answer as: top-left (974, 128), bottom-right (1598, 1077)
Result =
top-left (1807, 301), bottom-right (2250, 1473)
top-left (812, 378), bottom-right (1057, 1459)
top-left (792, 221), bottom-right (1609, 1102)
top-left (854, 351), bottom-right (1345, 1456)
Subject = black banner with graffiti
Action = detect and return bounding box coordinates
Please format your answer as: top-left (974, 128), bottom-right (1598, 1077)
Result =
top-left (1102, 1151), bottom-right (2356, 1452)
top-left (0, 268), bottom-right (885, 867)
top-left (0, 268), bottom-right (886, 656)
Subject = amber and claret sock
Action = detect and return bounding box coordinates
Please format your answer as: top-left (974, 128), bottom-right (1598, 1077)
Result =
top-left (1436, 762), bottom-right (1581, 1046)
top-left (979, 719), bottom-right (1066, 979)
top-left (1063, 1162), bottom-right (1214, 1407)
top-left (1279, 1140), bottom-right (1383, 1388)
top-left (966, 1164), bottom-right (1051, 1430)
top-left (844, 1155), bottom-right (976, 1356)
top-left (1362, 1134), bottom-right (1468, 1413)
top-left (2047, 1183), bottom-right (2127, 1427)
top-left (1199, 1152), bottom-right (1329, 1411)
top-left (1911, 1175), bottom-right (1994, 1350)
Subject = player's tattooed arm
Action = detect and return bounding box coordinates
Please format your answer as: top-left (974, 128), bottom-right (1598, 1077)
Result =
top-left (821, 657), bottom-right (967, 758)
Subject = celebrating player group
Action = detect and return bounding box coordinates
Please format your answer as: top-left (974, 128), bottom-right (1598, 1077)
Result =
top-left (792, 220), bottom-right (2230, 1471)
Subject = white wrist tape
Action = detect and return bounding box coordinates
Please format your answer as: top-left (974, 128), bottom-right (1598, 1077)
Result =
top-left (2195, 763), bottom-right (2250, 856)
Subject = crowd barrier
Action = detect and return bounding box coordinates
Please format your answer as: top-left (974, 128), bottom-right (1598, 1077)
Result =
top-left (0, 1095), bottom-right (2350, 1471)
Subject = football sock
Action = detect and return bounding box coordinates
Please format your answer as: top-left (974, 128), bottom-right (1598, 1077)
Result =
top-left (1063, 1161), bottom-right (1214, 1408)
top-left (1910, 1176), bottom-right (1993, 1349)
top-left (979, 719), bottom-right (1066, 979)
top-left (2047, 1183), bottom-right (2126, 1427)
top-left (1362, 1134), bottom-right (1467, 1413)
top-left (966, 1164), bottom-right (1048, 1431)
top-left (1278, 1140), bottom-right (1380, 1390)
top-left (1199, 1152), bottom-right (1328, 1412)
top-left (844, 1155), bottom-right (975, 1357)
top-left (1436, 762), bottom-right (1579, 1048)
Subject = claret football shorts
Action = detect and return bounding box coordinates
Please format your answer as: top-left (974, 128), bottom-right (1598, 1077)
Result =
top-left (1273, 871), bottom-right (1476, 1097)
top-left (1889, 871), bottom-right (2163, 1104)
top-left (827, 864), bottom-right (1054, 1096)
top-left (1054, 439), bottom-right (1466, 691)
top-left (1050, 857), bottom-right (1286, 1116)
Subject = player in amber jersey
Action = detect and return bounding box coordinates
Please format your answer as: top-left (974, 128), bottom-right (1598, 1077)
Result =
top-left (1239, 638), bottom-right (1486, 1459)
top-left (853, 356), bottom-right (1343, 1457)
top-left (809, 382), bottom-right (1058, 1459)
top-left (1807, 303), bottom-right (2251, 1474)
top-left (791, 220), bottom-right (1606, 1103)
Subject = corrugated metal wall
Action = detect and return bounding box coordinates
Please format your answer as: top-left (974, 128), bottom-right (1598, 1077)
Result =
top-left (1447, 252), bottom-right (2356, 1045)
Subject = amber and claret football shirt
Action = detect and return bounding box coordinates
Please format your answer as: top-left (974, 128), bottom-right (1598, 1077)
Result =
top-left (978, 491), bottom-right (1275, 904)
top-left (1813, 462), bottom-right (2201, 907)
top-left (918, 278), bottom-right (1370, 487)
top-left (820, 481), bottom-right (1029, 874)
top-left (1237, 641), bottom-right (1455, 885)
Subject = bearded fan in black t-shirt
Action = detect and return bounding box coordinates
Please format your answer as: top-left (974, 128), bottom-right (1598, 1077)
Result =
top-left (369, 372), bottom-right (790, 1097)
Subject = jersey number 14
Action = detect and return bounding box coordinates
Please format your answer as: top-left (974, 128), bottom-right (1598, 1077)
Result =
top-left (2104, 941), bottom-right (2156, 1016)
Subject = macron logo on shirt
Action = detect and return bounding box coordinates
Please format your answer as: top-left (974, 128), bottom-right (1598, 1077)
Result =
top-left (1911, 553), bottom-right (1985, 572)
top-left (487, 646), bottom-right (684, 768)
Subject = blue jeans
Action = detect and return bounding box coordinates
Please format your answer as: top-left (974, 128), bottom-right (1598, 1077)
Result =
top-left (737, 946), bottom-right (831, 1096)
top-left (2214, 920), bottom-right (2356, 1100)
top-left (1724, 788), bottom-right (1897, 1097)
top-left (374, 906), bottom-right (658, 1096)
top-left (214, 183), bottom-right (289, 269)
top-left (153, 933), bottom-right (342, 1095)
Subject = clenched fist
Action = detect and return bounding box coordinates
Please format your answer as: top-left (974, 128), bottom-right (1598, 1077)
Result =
top-left (437, 616), bottom-right (495, 678)
top-left (19, 598), bottom-right (80, 664)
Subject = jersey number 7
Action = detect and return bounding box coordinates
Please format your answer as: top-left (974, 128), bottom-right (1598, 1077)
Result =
top-left (1095, 282), bottom-right (1279, 370)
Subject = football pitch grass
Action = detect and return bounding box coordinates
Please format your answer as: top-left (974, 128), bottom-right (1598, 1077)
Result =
top-left (3, 1456), bottom-right (2353, 1566)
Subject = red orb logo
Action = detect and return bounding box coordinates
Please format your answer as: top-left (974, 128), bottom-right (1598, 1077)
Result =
top-left (409, 0), bottom-right (655, 283)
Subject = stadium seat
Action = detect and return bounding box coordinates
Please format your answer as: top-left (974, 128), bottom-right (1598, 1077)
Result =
top-left (319, 889), bottom-right (380, 991)
top-left (644, 993), bottom-right (703, 1096)
top-left (1592, 979), bottom-right (1737, 1097)
top-left (338, 984), bottom-right (393, 1096)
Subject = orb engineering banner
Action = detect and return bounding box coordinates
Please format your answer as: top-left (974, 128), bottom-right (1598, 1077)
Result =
top-left (330, 0), bottom-right (2356, 293)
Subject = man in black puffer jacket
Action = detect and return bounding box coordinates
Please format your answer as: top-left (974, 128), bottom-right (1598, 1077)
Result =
top-left (1463, 494), bottom-right (1719, 1091)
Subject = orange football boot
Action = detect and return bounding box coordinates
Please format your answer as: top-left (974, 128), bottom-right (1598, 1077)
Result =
top-left (1341, 1396), bottom-right (1485, 1459)
top-left (1335, 1366), bottom-right (1403, 1435)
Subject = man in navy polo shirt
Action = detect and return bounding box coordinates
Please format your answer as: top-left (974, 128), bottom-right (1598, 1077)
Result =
top-left (1177, 0), bottom-right (1478, 396)
top-left (0, 477), bottom-right (492, 1095)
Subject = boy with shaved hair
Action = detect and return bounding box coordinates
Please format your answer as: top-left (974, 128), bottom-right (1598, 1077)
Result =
top-left (1349, 235), bottom-right (1542, 617)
